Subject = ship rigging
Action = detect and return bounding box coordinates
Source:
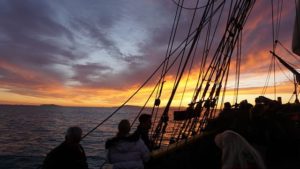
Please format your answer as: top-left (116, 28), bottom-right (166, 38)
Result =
top-left (79, 0), bottom-right (300, 168)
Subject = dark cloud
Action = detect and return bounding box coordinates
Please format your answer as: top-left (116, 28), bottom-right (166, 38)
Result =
top-left (63, 0), bottom-right (176, 89)
top-left (71, 20), bottom-right (112, 47)
top-left (72, 62), bottom-right (112, 86)
top-left (0, 1), bottom-right (73, 39)
top-left (243, 1), bottom-right (295, 55)
top-left (0, 0), bottom-right (81, 80)
top-left (70, 56), bottom-right (153, 89)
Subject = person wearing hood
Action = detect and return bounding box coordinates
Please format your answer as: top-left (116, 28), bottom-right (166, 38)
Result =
top-left (105, 119), bottom-right (150, 169)
top-left (214, 130), bottom-right (266, 169)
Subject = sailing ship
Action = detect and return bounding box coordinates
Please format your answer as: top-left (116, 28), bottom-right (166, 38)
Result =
top-left (81, 0), bottom-right (300, 168)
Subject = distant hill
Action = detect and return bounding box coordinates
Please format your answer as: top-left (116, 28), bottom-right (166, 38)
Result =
top-left (39, 104), bottom-right (61, 107)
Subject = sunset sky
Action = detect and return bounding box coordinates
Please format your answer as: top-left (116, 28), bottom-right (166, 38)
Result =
top-left (0, 0), bottom-right (299, 107)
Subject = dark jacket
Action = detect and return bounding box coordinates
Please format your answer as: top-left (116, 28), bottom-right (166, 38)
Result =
top-left (42, 141), bottom-right (88, 169)
top-left (131, 126), bottom-right (152, 151)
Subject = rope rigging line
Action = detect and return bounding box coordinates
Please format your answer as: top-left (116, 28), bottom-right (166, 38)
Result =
top-left (179, 0), bottom-right (227, 140)
top-left (274, 0), bottom-right (283, 98)
top-left (82, 30), bottom-right (196, 139)
top-left (163, 0), bottom-right (184, 88)
top-left (130, 80), bottom-right (160, 127)
top-left (195, 0), bottom-right (255, 133)
top-left (175, 0), bottom-right (201, 109)
top-left (152, 0), bottom-right (218, 148)
top-left (150, 2), bottom-right (206, 139)
top-left (270, 0), bottom-right (283, 98)
top-left (83, 0), bottom-right (255, 147)
top-left (276, 59), bottom-right (295, 83)
top-left (271, 0), bottom-right (276, 98)
top-left (151, 32), bottom-right (210, 128)
top-left (170, 0), bottom-right (210, 96)
top-left (168, 0), bottom-right (255, 146)
top-left (158, 0), bottom-right (224, 95)
top-left (261, 54), bottom-right (274, 95)
top-left (262, 0), bottom-right (283, 97)
top-left (273, 54), bottom-right (277, 98)
top-left (171, 0), bottom-right (220, 10)
top-left (83, 0), bottom-right (221, 140)
top-left (190, 4), bottom-right (235, 103)
top-left (150, 0), bottom-right (223, 135)
top-left (191, 0), bottom-right (225, 100)
top-left (170, 0), bottom-right (229, 143)
top-left (150, 3), bottom-right (226, 138)
top-left (234, 31), bottom-right (242, 104)
top-left (81, 60), bottom-right (164, 139)
top-left (288, 93), bottom-right (295, 103)
top-left (83, 23), bottom-right (203, 139)
top-left (174, 0), bottom-right (255, 140)
top-left (167, 0), bottom-right (226, 58)
top-left (152, 0), bottom-right (198, 141)
top-left (296, 0), bottom-right (300, 38)
top-left (169, 1), bottom-right (203, 141)
top-left (271, 0), bottom-right (275, 52)
top-left (277, 40), bottom-right (300, 65)
top-left (221, 54), bottom-right (232, 112)
top-left (158, 3), bottom-right (178, 99)
top-left (148, 30), bottom-right (208, 138)
top-left (275, 0), bottom-right (283, 42)
top-left (151, 0), bottom-right (184, 137)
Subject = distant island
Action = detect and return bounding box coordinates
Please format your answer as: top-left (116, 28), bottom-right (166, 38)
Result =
top-left (39, 104), bottom-right (61, 107)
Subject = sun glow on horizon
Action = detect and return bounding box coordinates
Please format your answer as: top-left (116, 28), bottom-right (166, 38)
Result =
top-left (1, 69), bottom-right (297, 108)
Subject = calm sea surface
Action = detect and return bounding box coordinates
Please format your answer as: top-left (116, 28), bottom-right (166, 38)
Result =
top-left (0, 105), bottom-right (147, 169)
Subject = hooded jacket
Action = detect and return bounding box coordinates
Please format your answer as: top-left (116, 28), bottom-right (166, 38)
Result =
top-left (106, 138), bottom-right (149, 169)
top-left (214, 130), bottom-right (266, 169)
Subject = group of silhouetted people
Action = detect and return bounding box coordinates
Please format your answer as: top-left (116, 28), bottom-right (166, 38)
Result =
top-left (41, 102), bottom-right (299, 169)
top-left (42, 114), bottom-right (152, 169)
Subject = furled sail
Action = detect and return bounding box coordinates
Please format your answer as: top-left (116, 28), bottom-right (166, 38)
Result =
top-left (292, 0), bottom-right (300, 56)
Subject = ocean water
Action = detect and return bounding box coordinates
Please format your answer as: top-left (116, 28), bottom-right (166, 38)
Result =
top-left (0, 105), bottom-right (147, 169)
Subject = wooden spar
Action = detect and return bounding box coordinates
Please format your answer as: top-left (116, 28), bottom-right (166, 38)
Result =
top-left (270, 51), bottom-right (300, 84)
top-left (270, 51), bottom-right (300, 103)
top-left (292, 0), bottom-right (300, 56)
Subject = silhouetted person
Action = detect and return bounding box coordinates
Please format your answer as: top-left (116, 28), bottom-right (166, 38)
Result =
top-left (219, 102), bottom-right (234, 119)
top-left (212, 102), bottom-right (236, 132)
top-left (106, 119), bottom-right (149, 169)
top-left (42, 126), bottom-right (88, 169)
top-left (131, 114), bottom-right (153, 150)
top-left (224, 102), bottom-right (231, 110)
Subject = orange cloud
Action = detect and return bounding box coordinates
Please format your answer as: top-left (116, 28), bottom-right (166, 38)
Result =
top-left (0, 60), bottom-right (36, 80)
